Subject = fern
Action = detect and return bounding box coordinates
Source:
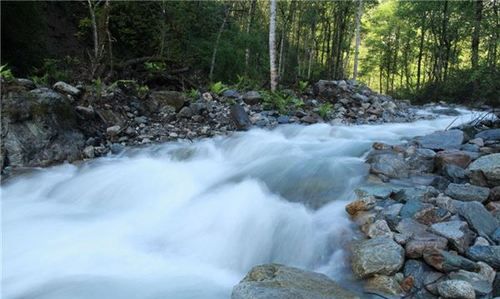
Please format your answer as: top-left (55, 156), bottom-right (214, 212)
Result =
top-left (210, 81), bottom-right (228, 95)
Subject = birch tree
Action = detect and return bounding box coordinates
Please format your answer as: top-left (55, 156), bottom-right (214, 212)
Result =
top-left (269, 0), bottom-right (278, 91)
top-left (353, 0), bottom-right (363, 80)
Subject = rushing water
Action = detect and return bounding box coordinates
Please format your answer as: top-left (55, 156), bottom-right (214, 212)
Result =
top-left (1, 108), bottom-right (481, 299)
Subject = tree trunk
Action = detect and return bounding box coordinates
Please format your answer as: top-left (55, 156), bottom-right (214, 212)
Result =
top-left (269, 0), bottom-right (278, 91)
top-left (416, 12), bottom-right (426, 90)
top-left (353, 0), bottom-right (363, 80)
top-left (209, 4), bottom-right (231, 82)
top-left (244, 0), bottom-right (257, 76)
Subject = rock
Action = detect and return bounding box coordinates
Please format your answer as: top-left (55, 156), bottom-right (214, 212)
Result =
top-left (222, 89), bottom-right (240, 98)
top-left (1, 88), bottom-right (85, 168)
top-left (53, 81), bottom-right (81, 97)
top-left (230, 104), bottom-right (252, 130)
top-left (242, 91), bottom-right (262, 105)
top-left (457, 201), bottom-right (499, 239)
top-left (475, 129), bottom-right (500, 141)
top-left (351, 237), bottom-right (405, 278)
top-left (366, 219), bottom-right (394, 239)
top-left (231, 264), bottom-right (360, 299)
top-left (353, 93), bottom-right (369, 102)
top-left (134, 116), bottom-right (148, 124)
top-left (414, 206), bottom-right (451, 225)
top-left (83, 145), bottom-right (95, 159)
top-left (364, 275), bottom-right (403, 297)
top-left (277, 115), bottom-right (289, 124)
top-left (106, 125), bottom-right (121, 136)
top-left (431, 108), bottom-right (461, 116)
top-left (467, 153), bottom-right (500, 187)
top-left (406, 232), bottom-right (448, 258)
top-left (466, 245), bottom-right (500, 268)
top-left (367, 150), bottom-right (408, 179)
top-left (448, 270), bottom-right (493, 296)
top-left (492, 227), bottom-right (500, 243)
top-left (149, 90), bottom-right (186, 112)
top-left (407, 148), bottom-right (436, 173)
top-left (442, 164), bottom-right (466, 183)
top-left (469, 138), bottom-right (484, 147)
top-left (404, 260), bottom-right (436, 292)
top-left (437, 280), bottom-right (476, 299)
top-left (395, 218), bottom-right (428, 238)
top-left (400, 198), bottom-right (429, 218)
top-left (489, 186), bottom-right (500, 202)
top-left (16, 78), bottom-right (36, 89)
top-left (346, 196), bottom-right (376, 216)
top-left (430, 221), bottom-right (475, 254)
top-left (75, 105), bottom-right (95, 118)
top-left (110, 143), bottom-right (124, 154)
top-left (493, 272), bottom-right (500, 297)
top-left (177, 106), bottom-right (193, 118)
top-left (436, 150), bottom-right (472, 169)
top-left (415, 130), bottom-right (464, 151)
top-left (423, 249), bottom-right (480, 272)
top-left (313, 80), bottom-right (341, 98)
top-left (444, 183), bottom-right (490, 203)
top-left (392, 186), bottom-right (439, 203)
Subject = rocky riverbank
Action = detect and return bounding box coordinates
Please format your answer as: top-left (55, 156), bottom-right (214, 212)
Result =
top-left (1, 77), bottom-right (439, 176)
top-left (345, 120), bottom-right (500, 298)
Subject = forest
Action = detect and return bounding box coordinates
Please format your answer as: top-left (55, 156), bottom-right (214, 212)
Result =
top-left (1, 0), bottom-right (499, 105)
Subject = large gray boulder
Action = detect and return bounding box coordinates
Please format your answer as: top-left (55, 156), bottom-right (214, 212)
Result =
top-left (415, 130), bottom-right (464, 151)
top-left (1, 88), bottom-right (85, 169)
top-left (367, 150), bottom-right (408, 179)
top-left (475, 129), bottom-right (500, 141)
top-left (444, 183), bottom-right (490, 203)
top-left (467, 153), bottom-right (500, 187)
top-left (230, 104), bottom-right (252, 131)
top-left (231, 264), bottom-right (360, 299)
top-left (351, 237), bottom-right (405, 278)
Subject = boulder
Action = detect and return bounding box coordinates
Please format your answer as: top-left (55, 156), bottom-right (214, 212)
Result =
top-left (148, 90), bottom-right (186, 112)
top-left (365, 219), bottom-right (394, 239)
top-left (456, 201), bottom-right (499, 239)
top-left (230, 104), bottom-right (252, 130)
top-left (489, 186), bottom-right (500, 202)
top-left (177, 106), bottom-right (193, 119)
top-left (430, 221), bottom-right (475, 254)
top-left (351, 237), bottom-right (405, 278)
top-left (242, 91), bottom-right (262, 105)
top-left (444, 183), bottom-right (490, 203)
top-left (53, 81), bottom-right (81, 97)
top-left (475, 129), bottom-right (500, 141)
top-left (345, 196), bottom-right (376, 216)
top-left (466, 245), bottom-right (500, 268)
top-left (467, 153), bottom-right (500, 187)
top-left (231, 264), bottom-right (360, 299)
top-left (313, 80), bottom-right (341, 98)
top-left (435, 150), bottom-right (472, 169)
top-left (367, 150), bottom-right (408, 179)
top-left (437, 280), bottom-right (476, 299)
top-left (407, 147), bottom-right (436, 173)
top-left (415, 130), bottom-right (464, 151)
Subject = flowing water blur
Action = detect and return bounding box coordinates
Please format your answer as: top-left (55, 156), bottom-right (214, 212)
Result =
top-left (1, 108), bottom-right (480, 299)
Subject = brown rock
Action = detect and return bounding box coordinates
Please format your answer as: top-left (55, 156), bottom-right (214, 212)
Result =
top-left (346, 196), bottom-right (376, 216)
top-left (406, 233), bottom-right (448, 258)
top-left (436, 150), bottom-right (472, 170)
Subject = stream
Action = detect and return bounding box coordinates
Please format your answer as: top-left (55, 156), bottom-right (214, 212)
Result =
top-left (1, 108), bottom-right (479, 299)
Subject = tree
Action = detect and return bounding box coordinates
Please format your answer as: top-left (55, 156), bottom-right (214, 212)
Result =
top-left (269, 0), bottom-right (278, 91)
top-left (353, 0), bottom-right (363, 80)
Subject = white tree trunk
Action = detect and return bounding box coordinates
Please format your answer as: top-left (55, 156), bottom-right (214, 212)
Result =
top-left (353, 0), bottom-right (363, 80)
top-left (269, 0), bottom-right (278, 91)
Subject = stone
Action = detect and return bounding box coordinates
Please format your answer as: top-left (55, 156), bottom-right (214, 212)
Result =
top-left (53, 81), bottom-right (81, 97)
top-left (75, 105), bottom-right (95, 118)
top-left (230, 104), bottom-right (252, 131)
top-left (242, 91), bottom-right (262, 105)
top-left (437, 280), bottom-right (476, 299)
top-left (457, 201), bottom-right (499, 239)
top-left (469, 138), bottom-right (484, 147)
top-left (415, 130), bottom-right (464, 151)
top-left (15, 78), bottom-right (36, 89)
top-left (475, 129), bottom-right (500, 141)
top-left (313, 80), bottom-right (341, 98)
top-left (395, 218), bottom-right (428, 238)
top-left (367, 150), bottom-right (408, 178)
top-left (449, 270), bottom-right (493, 296)
top-left (400, 198), bottom-right (429, 218)
top-left (442, 164), bottom-right (466, 183)
top-left (414, 206), bottom-right (451, 225)
top-left (406, 233), bottom-right (448, 258)
top-left (392, 186), bottom-right (438, 203)
top-left (351, 237), bottom-right (405, 278)
top-left (83, 145), bottom-right (95, 159)
top-left (106, 125), bottom-right (121, 136)
top-left (489, 186), bottom-right (500, 202)
top-left (346, 196), bottom-right (376, 216)
top-left (467, 153), bottom-right (500, 187)
top-left (407, 148), bottom-right (436, 173)
top-left (445, 183), bottom-right (490, 203)
top-left (177, 106), bottom-right (193, 118)
top-left (430, 221), bottom-right (475, 254)
top-left (366, 219), bottom-right (394, 239)
top-left (277, 115), bottom-right (289, 124)
top-left (404, 259), bottom-right (436, 292)
top-left (466, 245), bottom-right (500, 268)
top-left (423, 249), bottom-right (480, 272)
top-left (354, 184), bottom-right (395, 199)
top-left (436, 150), bottom-right (472, 169)
top-left (231, 264), bottom-right (360, 299)
top-left (364, 275), bottom-right (403, 297)
top-left (492, 227), bottom-right (500, 244)
top-left (222, 89), bottom-right (240, 98)
top-left (110, 143), bottom-right (124, 154)
top-left (149, 90), bottom-right (186, 112)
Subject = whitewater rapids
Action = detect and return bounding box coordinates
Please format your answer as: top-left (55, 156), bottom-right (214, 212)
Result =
top-left (1, 108), bottom-right (480, 299)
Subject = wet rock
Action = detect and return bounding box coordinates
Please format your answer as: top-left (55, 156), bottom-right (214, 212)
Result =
top-left (423, 249), bottom-right (480, 272)
top-left (364, 274), bottom-right (403, 297)
top-left (110, 143), bottom-right (124, 154)
top-left (436, 150), bottom-right (472, 169)
top-left (467, 153), bottom-right (500, 187)
top-left (444, 183), bottom-right (490, 203)
top-left (406, 232), bottom-right (448, 258)
top-left (346, 196), bottom-right (376, 216)
top-left (277, 115), bottom-right (289, 124)
top-left (475, 128), bottom-right (500, 141)
top-left (437, 279), bottom-right (475, 299)
top-left (395, 218), bottom-right (428, 238)
top-left (53, 81), bottom-right (81, 97)
top-left (230, 104), bottom-right (251, 131)
top-left (355, 184), bottom-right (395, 199)
top-left (231, 264), bottom-right (360, 299)
top-left (415, 130), bottom-right (464, 151)
top-left (466, 245), bottom-right (500, 268)
top-left (351, 237), bottom-right (404, 278)
top-left (457, 201), bottom-right (499, 238)
top-left (430, 221), bottom-right (475, 254)
top-left (83, 145), bottom-right (95, 159)
top-left (242, 91), bottom-right (262, 105)
top-left (367, 150), bottom-right (408, 179)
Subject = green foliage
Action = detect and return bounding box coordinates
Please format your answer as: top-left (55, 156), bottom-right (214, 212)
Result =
top-left (31, 58), bottom-right (71, 85)
top-left (92, 77), bottom-right (104, 100)
top-left (318, 103), bottom-right (333, 119)
top-left (209, 81), bottom-right (228, 95)
top-left (185, 88), bottom-right (200, 100)
top-left (144, 62), bottom-right (166, 73)
top-left (137, 85), bottom-right (149, 98)
top-left (0, 64), bottom-right (14, 81)
top-left (297, 80), bottom-right (309, 93)
top-left (235, 75), bottom-right (259, 91)
top-left (261, 90), bottom-right (303, 114)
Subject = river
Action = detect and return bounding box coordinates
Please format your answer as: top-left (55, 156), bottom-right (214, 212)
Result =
top-left (1, 107), bottom-right (479, 299)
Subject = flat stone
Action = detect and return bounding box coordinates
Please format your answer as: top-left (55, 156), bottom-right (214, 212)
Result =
top-left (457, 201), bottom-right (499, 239)
top-left (437, 280), bottom-right (475, 299)
top-left (423, 249), bottom-right (480, 272)
top-left (401, 199), bottom-right (431, 218)
top-left (414, 206), bottom-right (451, 225)
top-left (416, 130), bottom-right (464, 151)
top-left (406, 233), bottom-right (448, 258)
top-left (466, 245), bottom-right (500, 268)
top-left (351, 237), bottom-right (405, 278)
top-left (53, 81), bottom-right (81, 97)
top-left (430, 221), bottom-right (475, 254)
top-left (467, 153), bottom-right (500, 187)
top-left (231, 264), bottom-right (360, 299)
top-left (444, 183), bottom-right (490, 202)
